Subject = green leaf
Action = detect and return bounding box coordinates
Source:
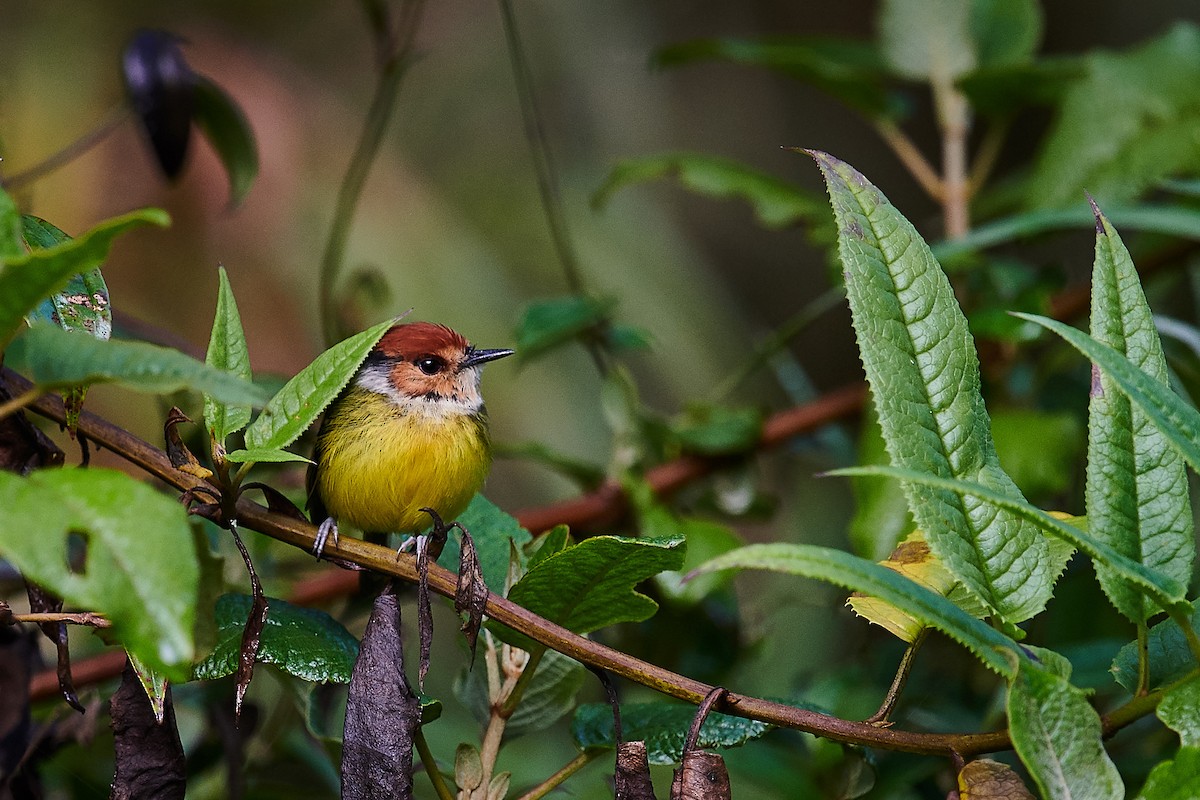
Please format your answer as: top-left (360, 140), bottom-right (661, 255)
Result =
top-left (192, 75), bottom-right (259, 206)
top-left (17, 324), bottom-right (269, 408)
top-left (956, 56), bottom-right (1084, 118)
top-left (513, 295), bottom-right (614, 362)
top-left (496, 535), bottom-right (686, 652)
top-left (454, 648), bottom-right (584, 738)
top-left (655, 37), bottom-right (900, 119)
top-left (0, 185), bottom-right (22, 260)
top-left (1135, 747), bottom-right (1200, 800)
top-left (572, 702), bottom-right (771, 765)
top-left (1007, 660), bottom-right (1123, 800)
top-left (879, 0), bottom-right (976, 83)
top-left (593, 152), bottom-right (826, 229)
top-left (193, 594), bottom-right (359, 683)
top-left (1085, 207), bottom-right (1193, 623)
top-left (244, 317), bottom-right (395, 451)
top-left (204, 266), bottom-right (254, 442)
top-left (0, 469), bottom-right (197, 679)
top-left (831, 466), bottom-right (1189, 614)
top-left (691, 542), bottom-right (1020, 676)
top-left (643, 509), bottom-right (741, 605)
top-left (222, 448), bottom-right (312, 464)
top-left (1017, 312), bottom-right (1200, 482)
top-left (0, 207), bottom-right (168, 348)
top-left (969, 0), bottom-right (1042, 68)
top-left (22, 216), bottom-right (112, 340)
top-left (811, 150), bottom-right (1057, 623)
top-left (439, 495), bottom-right (533, 594)
top-left (1027, 23), bottom-right (1200, 209)
top-left (673, 403), bottom-right (763, 455)
top-left (1157, 676), bottom-right (1200, 747)
top-left (933, 204), bottom-right (1200, 264)
top-left (1112, 599), bottom-right (1200, 691)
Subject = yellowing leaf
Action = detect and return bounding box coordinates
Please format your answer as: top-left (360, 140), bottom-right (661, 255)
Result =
top-left (847, 530), bottom-right (956, 642)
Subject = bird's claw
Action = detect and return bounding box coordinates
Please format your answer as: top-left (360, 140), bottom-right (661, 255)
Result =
top-left (313, 517), bottom-right (339, 559)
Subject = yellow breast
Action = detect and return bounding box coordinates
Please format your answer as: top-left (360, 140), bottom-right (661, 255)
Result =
top-left (314, 389), bottom-right (491, 534)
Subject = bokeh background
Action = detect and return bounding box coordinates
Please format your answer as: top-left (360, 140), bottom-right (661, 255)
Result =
top-left (5, 2), bottom-right (1200, 797)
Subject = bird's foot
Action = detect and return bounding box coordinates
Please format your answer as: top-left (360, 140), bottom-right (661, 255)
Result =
top-left (313, 517), bottom-right (339, 559)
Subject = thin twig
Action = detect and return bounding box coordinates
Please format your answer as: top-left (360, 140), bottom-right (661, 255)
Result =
top-left (496, 0), bottom-right (609, 374)
top-left (872, 119), bottom-right (943, 202)
top-left (934, 80), bottom-right (970, 239)
top-left (6, 611), bottom-right (111, 628)
top-left (1, 104), bottom-right (132, 191)
top-left (0, 388), bottom-right (43, 421)
top-left (966, 120), bottom-right (1009, 199)
top-left (415, 728), bottom-right (455, 800)
top-left (866, 629), bottom-right (927, 724)
top-left (516, 751), bottom-right (600, 800)
top-left (318, 0), bottom-right (426, 346)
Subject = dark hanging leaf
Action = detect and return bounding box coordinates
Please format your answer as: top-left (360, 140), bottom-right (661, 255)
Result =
top-left (229, 525), bottom-right (268, 722)
top-left (455, 529), bottom-right (488, 658)
top-left (192, 75), bottom-right (259, 205)
top-left (616, 741), bottom-right (658, 800)
top-left (23, 581), bottom-right (82, 713)
top-left (122, 29), bottom-right (195, 179)
top-left (110, 660), bottom-right (186, 800)
top-left (438, 495), bottom-right (533, 595)
top-left (670, 751), bottom-right (731, 800)
top-left (416, 534), bottom-right (436, 691)
top-left (341, 591), bottom-right (420, 800)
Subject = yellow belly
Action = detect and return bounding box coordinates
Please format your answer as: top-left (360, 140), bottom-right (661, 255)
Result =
top-left (314, 390), bottom-right (490, 533)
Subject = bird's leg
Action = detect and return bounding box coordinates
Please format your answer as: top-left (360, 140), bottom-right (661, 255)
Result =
top-left (313, 517), bottom-right (339, 559)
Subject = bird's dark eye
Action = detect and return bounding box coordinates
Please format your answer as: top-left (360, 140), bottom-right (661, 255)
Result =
top-left (415, 355), bottom-right (445, 375)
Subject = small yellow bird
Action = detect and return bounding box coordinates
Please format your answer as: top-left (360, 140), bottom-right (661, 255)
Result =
top-left (306, 322), bottom-right (513, 555)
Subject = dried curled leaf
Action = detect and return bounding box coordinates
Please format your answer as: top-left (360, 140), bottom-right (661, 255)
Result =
top-left (342, 591), bottom-right (420, 800)
top-left (958, 758), bottom-right (1035, 799)
top-left (110, 661), bottom-right (186, 800)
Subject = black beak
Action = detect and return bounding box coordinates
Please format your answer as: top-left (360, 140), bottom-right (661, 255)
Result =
top-left (462, 347), bottom-right (515, 369)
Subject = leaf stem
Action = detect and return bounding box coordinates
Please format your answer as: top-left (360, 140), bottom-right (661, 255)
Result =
top-left (872, 119), bottom-right (943, 202)
top-left (318, 0), bottom-right (426, 346)
top-left (934, 79), bottom-right (971, 239)
top-left (1, 104), bottom-right (132, 191)
top-left (1136, 621), bottom-right (1151, 696)
top-left (496, 0), bottom-right (582, 295)
top-left (415, 727), bottom-right (455, 800)
top-left (866, 629), bottom-right (927, 724)
top-left (515, 751), bottom-right (600, 800)
top-left (966, 120), bottom-right (1008, 198)
top-left (5, 611), bottom-right (111, 628)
